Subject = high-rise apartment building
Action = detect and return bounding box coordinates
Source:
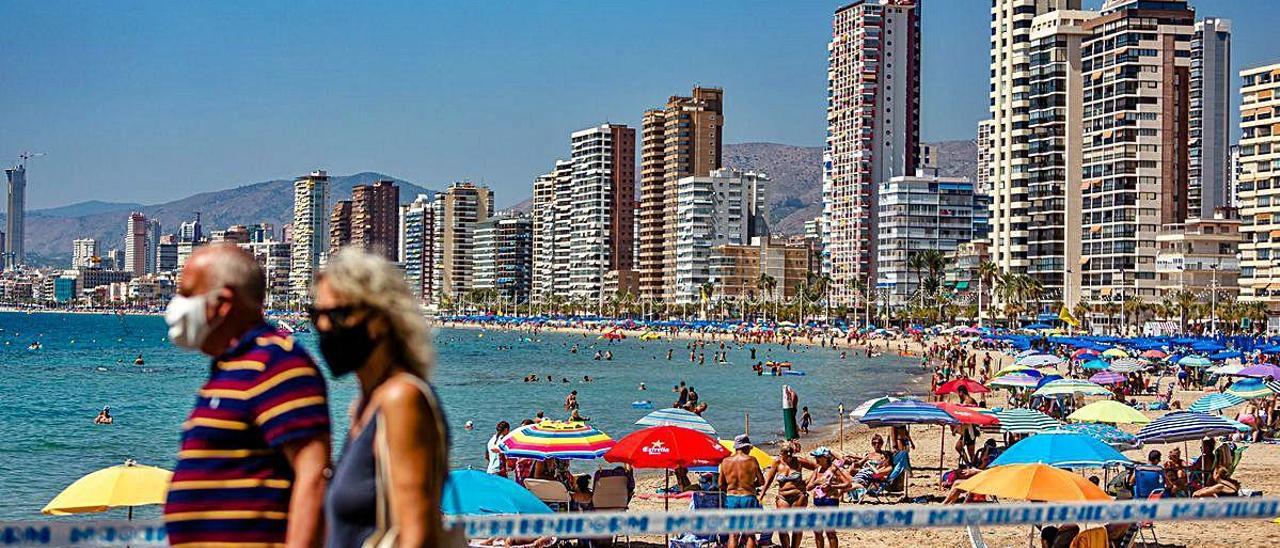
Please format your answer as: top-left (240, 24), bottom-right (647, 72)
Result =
top-left (157, 234), bottom-right (178, 273)
top-left (330, 200), bottom-right (353, 251)
top-left (637, 87), bottom-right (724, 303)
top-left (72, 238), bottom-right (99, 269)
top-left (179, 213), bottom-right (202, 243)
top-left (1229, 144), bottom-right (1242, 208)
top-left (432, 182), bottom-right (493, 304)
top-left (823, 0), bottom-right (921, 307)
top-left (531, 160), bottom-right (574, 302)
top-left (144, 218), bottom-right (161, 274)
top-left (1026, 9), bottom-right (1095, 310)
top-left (987, 0), bottom-right (1080, 289)
top-left (399, 194), bottom-right (436, 303)
top-left (674, 169), bottom-right (770, 304)
top-left (1079, 0), bottom-right (1194, 315)
top-left (876, 175), bottom-right (988, 308)
top-left (568, 124), bottom-right (636, 304)
top-left (1188, 17), bottom-right (1232, 219)
top-left (474, 213), bottom-right (533, 305)
top-left (4, 163), bottom-right (26, 269)
top-left (1237, 62), bottom-right (1280, 313)
top-left (347, 180), bottom-right (400, 261)
top-left (976, 119), bottom-right (994, 195)
top-left (289, 170), bottom-right (329, 305)
top-left (124, 212), bottom-right (148, 277)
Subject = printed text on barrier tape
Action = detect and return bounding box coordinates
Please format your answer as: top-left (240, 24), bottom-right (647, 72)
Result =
top-left (3, 498), bottom-right (1279, 545)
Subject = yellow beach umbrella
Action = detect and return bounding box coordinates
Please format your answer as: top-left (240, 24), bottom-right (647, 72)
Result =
top-left (1101, 348), bottom-right (1129, 358)
top-left (994, 364), bottom-right (1032, 378)
top-left (43, 460), bottom-right (172, 518)
top-left (718, 440), bottom-right (774, 469)
top-left (955, 463), bottom-right (1110, 502)
top-left (1067, 400), bottom-right (1151, 425)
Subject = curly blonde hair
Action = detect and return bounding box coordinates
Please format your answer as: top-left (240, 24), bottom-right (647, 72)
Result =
top-left (316, 247), bottom-right (434, 378)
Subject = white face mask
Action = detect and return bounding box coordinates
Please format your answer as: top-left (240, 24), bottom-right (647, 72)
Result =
top-left (165, 293), bottom-right (213, 351)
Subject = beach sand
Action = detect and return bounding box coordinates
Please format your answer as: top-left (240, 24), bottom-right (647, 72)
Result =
top-left (447, 322), bottom-right (1280, 547)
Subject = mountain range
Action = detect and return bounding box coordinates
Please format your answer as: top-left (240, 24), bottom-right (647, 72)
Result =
top-left (5, 173), bottom-right (435, 266)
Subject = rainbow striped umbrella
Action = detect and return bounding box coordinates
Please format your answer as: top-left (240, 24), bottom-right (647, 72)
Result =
top-left (498, 421), bottom-right (615, 460)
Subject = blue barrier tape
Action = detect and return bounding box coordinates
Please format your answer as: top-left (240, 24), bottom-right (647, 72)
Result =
top-left (4, 497), bottom-right (1279, 545)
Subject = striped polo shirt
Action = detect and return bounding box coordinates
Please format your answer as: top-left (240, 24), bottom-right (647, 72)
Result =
top-left (165, 322), bottom-right (331, 547)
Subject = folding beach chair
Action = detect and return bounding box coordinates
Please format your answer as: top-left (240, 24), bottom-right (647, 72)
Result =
top-left (1131, 466), bottom-right (1166, 500)
top-left (1137, 489), bottom-right (1164, 547)
top-left (524, 478), bottom-right (572, 511)
top-left (861, 450), bottom-right (911, 503)
top-left (668, 492), bottom-right (726, 548)
top-left (592, 475), bottom-right (633, 546)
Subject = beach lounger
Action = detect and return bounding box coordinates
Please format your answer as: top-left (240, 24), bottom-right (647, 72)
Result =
top-left (592, 475), bottom-right (633, 546)
top-left (860, 450), bottom-right (911, 503)
top-left (524, 479), bottom-right (572, 512)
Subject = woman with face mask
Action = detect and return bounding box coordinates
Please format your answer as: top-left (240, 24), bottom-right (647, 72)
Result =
top-left (312, 247), bottom-right (458, 548)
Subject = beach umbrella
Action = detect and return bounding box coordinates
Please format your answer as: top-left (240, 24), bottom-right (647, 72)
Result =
top-left (1188, 393), bottom-right (1246, 414)
top-left (935, 377), bottom-right (991, 395)
top-left (1088, 371), bottom-right (1127, 385)
top-left (988, 373), bottom-right (1042, 389)
top-left (860, 400), bottom-right (959, 427)
top-left (993, 364), bottom-right (1033, 377)
top-left (442, 470), bottom-right (553, 516)
top-left (1237, 363), bottom-right (1280, 380)
top-left (848, 396), bottom-right (904, 419)
top-left (1032, 379), bottom-right (1113, 398)
top-left (1080, 359), bottom-right (1110, 371)
top-left (1015, 349), bottom-right (1040, 358)
top-left (994, 408), bottom-right (1061, 434)
top-left (1016, 354), bottom-right (1064, 368)
top-left (635, 408), bottom-right (717, 435)
top-left (1066, 400), bottom-right (1151, 425)
top-left (1109, 357), bottom-right (1146, 370)
top-left (1058, 423), bottom-right (1142, 451)
top-left (498, 421), bottom-right (615, 460)
top-left (1140, 349), bottom-right (1167, 359)
top-left (1072, 348), bottom-right (1100, 359)
top-left (42, 460), bottom-right (171, 518)
top-left (1178, 355), bottom-right (1212, 368)
top-left (955, 464), bottom-right (1111, 502)
top-left (1226, 378), bottom-right (1280, 400)
top-left (934, 402), bottom-right (1000, 426)
top-left (1209, 363), bottom-right (1246, 376)
top-left (604, 426), bottom-right (729, 469)
top-left (991, 431), bottom-right (1132, 468)
top-left (1136, 411), bottom-right (1245, 444)
top-left (1101, 348), bottom-right (1129, 358)
top-left (1209, 350), bottom-right (1243, 361)
top-left (716, 440), bottom-right (773, 469)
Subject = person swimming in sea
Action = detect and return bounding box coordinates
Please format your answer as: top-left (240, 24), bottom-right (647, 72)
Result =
top-left (639, 382), bottom-right (647, 391)
top-left (593, 350), bottom-right (603, 361)
top-left (134, 354), bottom-right (145, 365)
top-left (94, 406), bottom-right (113, 425)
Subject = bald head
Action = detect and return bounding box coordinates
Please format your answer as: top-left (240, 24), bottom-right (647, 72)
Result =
top-left (183, 244), bottom-right (266, 306)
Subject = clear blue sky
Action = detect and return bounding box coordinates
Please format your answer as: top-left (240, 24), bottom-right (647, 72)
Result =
top-left (3, 0), bottom-right (1279, 209)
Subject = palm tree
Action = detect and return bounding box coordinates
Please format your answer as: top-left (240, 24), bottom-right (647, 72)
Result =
top-left (1072, 298), bottom-right (1090, 332)
top-left (699, 281), bottom-right (715, 319)
top-left (1171, 290), bottom-right (1199, 333)
top-left (1122, 297), bottom-right (1146, 335)
top-left (907, 253), bottom-right (928, 310)
top-left (977, 260), bottom-right (999, 327)
top-left (757, 273), bottom-right (777, 322)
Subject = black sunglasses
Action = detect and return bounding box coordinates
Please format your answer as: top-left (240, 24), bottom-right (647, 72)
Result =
top-left (307, 305), bottom-right (359, 326)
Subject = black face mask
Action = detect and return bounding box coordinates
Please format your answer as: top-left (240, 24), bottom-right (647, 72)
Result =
top-left (317, 318), bottom-right (376, 377)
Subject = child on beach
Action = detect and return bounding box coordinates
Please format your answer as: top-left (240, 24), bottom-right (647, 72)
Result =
top-left (800, 407), bottom-right (812, 435)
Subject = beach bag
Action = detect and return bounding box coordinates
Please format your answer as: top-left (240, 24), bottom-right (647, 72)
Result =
top-left (365, 375), bottom-right (466, 548)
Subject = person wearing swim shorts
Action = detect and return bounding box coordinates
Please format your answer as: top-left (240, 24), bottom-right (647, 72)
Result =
top-left (719, 434), bottom-right (765, 547)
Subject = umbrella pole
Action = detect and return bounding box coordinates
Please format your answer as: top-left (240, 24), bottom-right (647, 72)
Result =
top-left (665, 469), bottom-right (671, 546)
top-left (939, 425), bottom-right (946, 481)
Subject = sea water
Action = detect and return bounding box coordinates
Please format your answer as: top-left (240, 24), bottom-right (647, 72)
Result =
top-left (0, 311), bottom-right (918, 520)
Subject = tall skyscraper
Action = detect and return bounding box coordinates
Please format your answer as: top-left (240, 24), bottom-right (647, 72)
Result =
top-left (474, 213), bottom-right (533, 305)
top-left (674, 169), bottom-right (770, 304)
top-left (531, 160), bottom-right (574, 302)
top-left (351, 180), bottom-right (401, 261)
top-left (1189, 17), bottom-right (1232, 219)
top-left (1079, 0), bottom-right (1194, 316)
top-left (72, 238), bottom-right (99, 269)
top-left (1237, 62), bottom-right (1280, 313)
top-left (568, 123), bottom-right (636, 303)
top-left (399, 194), bottom-right (436, 302)
top-left (823, 0), bottom-right (921, 307)
top-left (179, 213), bottom-right (203, 243)
top-left (432, 182), bottom-right (493, 303)
top-left (987, 0), bottom-right (1081, 289)
top-left (125, 212), bottom-right (148, 277)
top-left (145, 218), bottom-right (161, 273)
top-left (1025, 8), bottom-right (1095, 310)
top-left (330, 200), bottom-right (353, 251)
top-left (289, 170), bottom-right (329, 304)
top-left (4, 162), bottom-right (26, 268)
top-left (637, 87), bottom-right (724, 303)
top-left (976, 119), bottom-right (994, 195)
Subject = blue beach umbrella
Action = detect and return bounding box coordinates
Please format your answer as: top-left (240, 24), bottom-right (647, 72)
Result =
top-left (1208, 350), bottom-right (1243, 361)
top-left (860, 400), bottom-right (959, 427)
top-left (991, 431), bottom-right (1132, 468)
top-left (1136, 411), bottom-right (1244, 444)
top-left (1080, 359), bottom-right (1109, 371)
top-left (1225, 378), bottom-right (1280, 400)
top-left (1058, 423), bottom-right (1142, 451)
top-left (1188, 393), bottom-right (1246, 414)
top-left (443, 470), bottom-right (553, 516)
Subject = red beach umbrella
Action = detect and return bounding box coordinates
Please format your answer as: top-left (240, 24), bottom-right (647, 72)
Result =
top-left (934, 378), bottom-right (991, 395)
top-left (1071, 348), bottom-right (1099, 359)
top-left (604, 426), bottom-right (729, 469)
top-left (934, 402), bottom-right (1000, 426)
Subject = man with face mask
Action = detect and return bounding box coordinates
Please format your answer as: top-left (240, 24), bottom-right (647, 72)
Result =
top-left (163, 244), bottom-right (331, 548)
